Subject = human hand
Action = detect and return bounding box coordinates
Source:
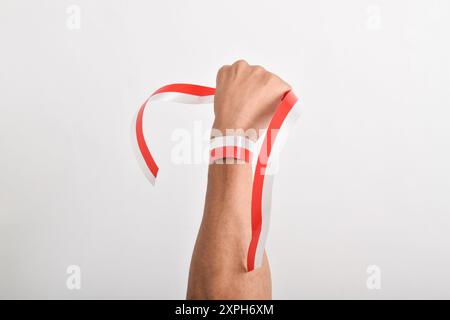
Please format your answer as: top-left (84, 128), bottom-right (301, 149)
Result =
top-left (213, 60), bottom-right (291, 139)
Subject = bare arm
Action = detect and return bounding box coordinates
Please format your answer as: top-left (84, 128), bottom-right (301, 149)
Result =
top-left (187, 60), bottom-right (290, 299)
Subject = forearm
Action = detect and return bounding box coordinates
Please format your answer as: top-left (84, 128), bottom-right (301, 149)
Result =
top-left (187, 163), bottom-right (271, 299)
top-left (186, 60), bottom-right (289, 300)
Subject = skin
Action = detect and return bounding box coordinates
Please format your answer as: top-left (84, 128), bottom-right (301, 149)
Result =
top-left (186, 60), bottom-right (291, 299)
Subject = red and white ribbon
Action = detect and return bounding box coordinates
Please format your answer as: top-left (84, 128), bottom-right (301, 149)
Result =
top-left (133, 83), bottom-right (299, 272)
top-left (209, 135), bottom-right (253, 164)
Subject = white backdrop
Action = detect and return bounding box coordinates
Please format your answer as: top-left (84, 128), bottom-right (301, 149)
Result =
top-left (1, 0), bottom-right (449, 299)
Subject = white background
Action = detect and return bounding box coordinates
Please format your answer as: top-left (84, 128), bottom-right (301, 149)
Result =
top-left (1, 0), bottom-right (449, 299)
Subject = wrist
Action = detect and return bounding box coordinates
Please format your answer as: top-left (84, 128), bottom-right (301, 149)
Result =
top-left (212, 119), bottom-right (259, 141)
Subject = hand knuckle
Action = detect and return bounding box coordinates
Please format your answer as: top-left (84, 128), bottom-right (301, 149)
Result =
top-left (233, 59), bottom-right (248, 67)
top-left (252, 65), bottom-right (266, 73)
top-left (217, 65), bottom-right (229, 77)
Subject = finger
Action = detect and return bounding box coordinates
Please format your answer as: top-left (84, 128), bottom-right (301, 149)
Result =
top-left (216, 65), bottom-right (230, 84)
top-left (232, 59), bottom-right (250, 74)
top-left (232, 59), bottom-right (249, 67)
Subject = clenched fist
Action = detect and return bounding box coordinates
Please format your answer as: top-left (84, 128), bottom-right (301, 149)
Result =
top-left (213, 60), bottom-right (291, 139)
